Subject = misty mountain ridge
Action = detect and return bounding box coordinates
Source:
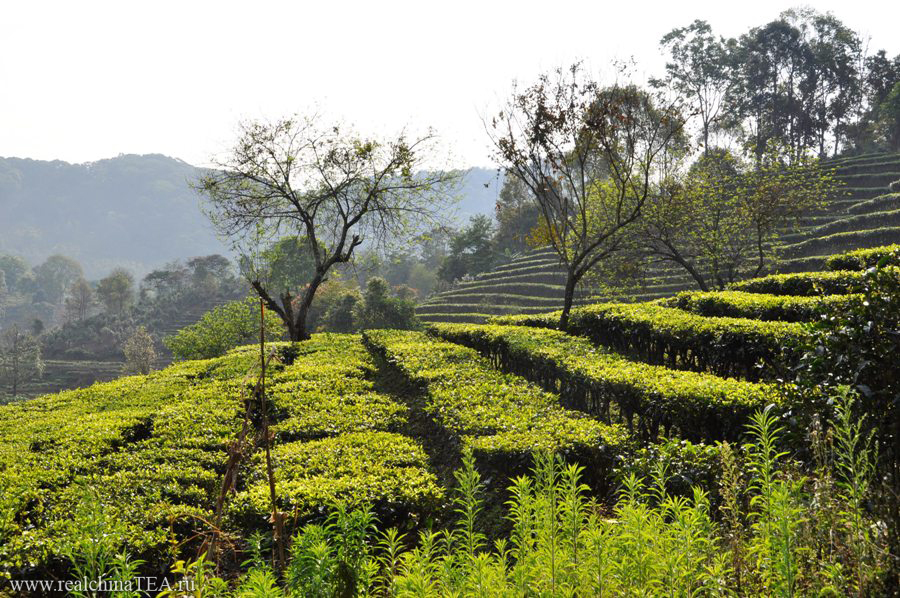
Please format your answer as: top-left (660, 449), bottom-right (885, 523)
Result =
top-left (0, 154), bottom-right (500, 279)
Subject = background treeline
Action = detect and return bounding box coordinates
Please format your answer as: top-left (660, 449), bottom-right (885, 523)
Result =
top-left (655, 9), bottom-right (900, 158)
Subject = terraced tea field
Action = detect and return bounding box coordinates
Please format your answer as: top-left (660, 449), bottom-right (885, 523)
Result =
top-left (0, 242), bottom-right (896, 594)
top-left (417, 151), bottom-right (900, 324)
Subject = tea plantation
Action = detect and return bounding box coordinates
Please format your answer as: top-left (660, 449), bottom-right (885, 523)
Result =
top-left (0, 243), bottom-right (897, 595)
top-left (417, 152), bottom-right (900, 324)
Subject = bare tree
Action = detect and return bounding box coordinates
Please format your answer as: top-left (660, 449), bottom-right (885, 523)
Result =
top-left (196, 116), bottom-right (456, 341)
top-left (64, 278), bottom-right (94, 322)
top-left (638, 147), bottom-right (837, 290)
top-left (489, 64), bottom-right (685, 328)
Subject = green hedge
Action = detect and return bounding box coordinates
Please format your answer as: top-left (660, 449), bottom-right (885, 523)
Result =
top-left (779, 226), bottom-right (900, 259)
top-left (266, 334), bottom-right (408, 441)
top-left (847, 193), bottom-right (900, 215)
top-left (662, 290), bottom-right (863, 322)
top-left (825, 244), bottom-right (900, 271)
top-left (428, 323), bottom-right (786, 442)
top-left (229, 432), bottom-right (442, 524)
top-left (0, 335), bottom-right (441, 575)
top-left (494, 303), bottom-right (806, 381)
top-left (728, 270), bottom-right (868, 296)
top-left (362, 329), bottom-right (627, 465)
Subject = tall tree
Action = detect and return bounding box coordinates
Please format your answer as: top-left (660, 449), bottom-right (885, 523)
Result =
top-left (0, 325), bottom-right (44, 398)
top-left (0, 255), bottom-right (27, 294)
top-left (437, 215), bottom-right (499, 283)
top-left (655, 20), bottom-right (732, 153)
top-left (196, 116), bottom-right (455, 341)
top-left (96, 268), bottom-right (135, 315)
top-left (494, 174), bottom-right (541, 254)
top-left (32, 255), bottom-right (83, 305)
top-left (638, 147), bottom-right (837, 289)
top-left (786, 8), bottom-right (862, 156)
top-left (64, 278), bottom-right (94, 322)
top-left (489, 64), bottom-right (684, 328)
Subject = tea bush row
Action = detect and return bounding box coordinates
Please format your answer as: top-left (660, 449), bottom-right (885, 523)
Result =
top-left (493, 303), bottom-right (806, 381)
top-left (428, 322), bottom-right (785, 441)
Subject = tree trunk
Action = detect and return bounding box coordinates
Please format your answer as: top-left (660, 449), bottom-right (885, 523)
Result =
top-left (290, 270), bottom-right (327, 341)
top-left (558, 270), bottom-right (579, 331)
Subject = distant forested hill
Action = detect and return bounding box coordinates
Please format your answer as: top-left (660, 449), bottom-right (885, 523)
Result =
top-left (0, 155), bottom-right (500, 278)
top-left (0, 154), bottom-right (223, 278)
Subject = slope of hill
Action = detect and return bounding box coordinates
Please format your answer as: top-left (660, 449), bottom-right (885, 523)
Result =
top-left (417, 152), bottom-right (900, 324)
top-left (0, 156), bottom-right (502, 280)
top-left (0, 154), bottom-right (225, 279)
top-left (0, 243), bottom-right (892, 593)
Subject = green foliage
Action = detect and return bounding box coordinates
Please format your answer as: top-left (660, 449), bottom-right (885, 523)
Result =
top-left (663, 290), bottom-right (862, 322)
top-left (495, 301), bottom-right (806, 381)
top-left (796, 260), bottom-right (900, 572)
top-left (437, 215), bottom-right (501, 283)
top-left (122, 325), bottom-right (156, 375)
top-left (353, 277), bottom-right (419, 331)
top-left (0, 324), bottom-right (44, 399)
top-left (184, 403), bottom-right (886, 596)
top-left (0, 254), bottom-right (28, 294)
top-left (61, 486), bottom-right (144, 598)
top-left (363, 329), bottom-right (626, 460)
top-left (266, 334), bottom-right (406, 441)
top-left (430, 322), bottom-right (785, 441)
top-left (728, 269), bottom-right (870, 295)
top-left (639, 147), bottom-right (837, 290)
top-left (494, 175), bottom-right (541, 254)
top-left (230, 432), bottom-right (441, 524)
top-left (31, 254), bottom-right (84, 304)
top-left (96, 267), bottom-right (135, 315)
top-left (165, 297), bottom-right (285, 360)
top-left (0, 334), bottom-right (440, 577)
top-left (256, 236), bottom-right (319, 295)
top-left (824, 243), bottom-right (900, 270)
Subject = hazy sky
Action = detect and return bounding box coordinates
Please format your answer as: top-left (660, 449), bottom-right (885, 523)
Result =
top-left (1, 0), bottom-right (898, 168)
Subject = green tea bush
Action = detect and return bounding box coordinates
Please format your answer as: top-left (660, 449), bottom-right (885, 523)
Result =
top-left (362, 329), bottom-right (627, 464)
top-left (824, 243), bottom-right (900, 270)
top-left (186, 397), bottom-right (887, 596)
top-left (164, 297), bottom-right (285, 360)
top-left (728, 270), bottom-right (869, 295)
top-left (429, 322), bottom-right (785, 441)
top-left (0, 334), bottom-right (440, 579)
top-left (663, 290), bottom-right (862, 322)
top-left (494, 303), bottom-right (805, 381)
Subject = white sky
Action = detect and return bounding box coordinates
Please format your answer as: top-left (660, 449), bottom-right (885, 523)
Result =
top-left (1, 0), bottom-right (898, 169)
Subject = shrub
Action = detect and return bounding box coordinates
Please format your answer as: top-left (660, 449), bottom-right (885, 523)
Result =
top-left (362, 329), bottom-right (626, 464)
top-left (429, 322), bottom-right (785, 441)
top-left (728, 270), bottom-right (869, 296)
top-left (494, 302), bottom-right (806, 381)
top-left (178, 402), bottom-right (886, 596)
top-left (354, 277), bottom-right (419, 331)
top-left (164, 297), bottom-right (285, 360)
top-left (662, 290), bottom-right (862, 322)
top-left (824, 244), bottom-right (900, 271)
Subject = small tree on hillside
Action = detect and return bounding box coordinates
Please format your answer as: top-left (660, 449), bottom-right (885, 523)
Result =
top-left (197, 116), bottom-right (456, 341)
top-left (165, 297), bottom-right (285, 361)
top-left (123, 326), bottom-right (157, 375)
top-left (32, 255), bottom-right (83, 305)
top-left (353, 277), bottom-right (418, 331)
top-left (0, 325), bottom-right (44, 398)
top-left (65, 278), bottom-right (95, 322)
top-left (97, 269), bottom-right (135, 315)
top-left (637, 147), bottom-right (838, 290)
top-left (489, 64), bottom-right (685, 328)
